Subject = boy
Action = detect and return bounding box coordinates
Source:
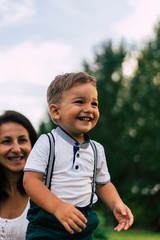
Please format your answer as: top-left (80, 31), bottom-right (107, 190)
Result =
top-left (23, 72), bottom-right (134, 239)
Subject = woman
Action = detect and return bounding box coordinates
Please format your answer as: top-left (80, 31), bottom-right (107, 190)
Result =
top-left (0, 110), bottom-right (37, 240)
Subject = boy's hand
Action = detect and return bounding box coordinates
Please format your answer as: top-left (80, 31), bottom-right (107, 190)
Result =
top-left (54, 201), bottom-right (87, 234)
top-left (113, 202), bottom-right (134, 232)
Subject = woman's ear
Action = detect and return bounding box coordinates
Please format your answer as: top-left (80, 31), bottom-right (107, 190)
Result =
top-left (49, 104), bottom-right (60, 121)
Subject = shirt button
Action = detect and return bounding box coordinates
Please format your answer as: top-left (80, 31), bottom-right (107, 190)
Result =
top-left (77, 153), bottom-right (80, 158)
top-left (75, 165), bottom-right (79, 170)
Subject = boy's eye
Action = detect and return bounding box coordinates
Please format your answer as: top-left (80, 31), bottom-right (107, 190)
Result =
top-left (75, 100), bottom-right (83, 104)
top-left (92, 102), bottom-right (98, 107)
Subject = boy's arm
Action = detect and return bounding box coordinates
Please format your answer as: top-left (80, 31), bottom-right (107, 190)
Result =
top-left (23, 171), bottom-right (87, 234)
top-left (96, 181), bottom-right (134, 232)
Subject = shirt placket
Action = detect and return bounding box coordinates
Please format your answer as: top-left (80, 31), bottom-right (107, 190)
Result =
top-left (0, 219), bottom-right (8, 239)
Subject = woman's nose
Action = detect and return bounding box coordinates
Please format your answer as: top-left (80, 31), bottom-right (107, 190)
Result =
top-left (11, 142), bottom-right (21, 153)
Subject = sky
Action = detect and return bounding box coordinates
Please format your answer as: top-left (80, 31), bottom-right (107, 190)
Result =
top-left (0, 0), bottom-right (160, 130)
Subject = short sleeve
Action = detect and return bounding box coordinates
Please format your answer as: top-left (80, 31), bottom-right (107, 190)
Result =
top-left (24, 134), bottom-right (50, 173)
top-left (94, 141), bottom-right (111, 184)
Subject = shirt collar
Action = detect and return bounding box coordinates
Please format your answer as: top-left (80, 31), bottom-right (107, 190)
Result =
top-left (56, 126), bottom-right (90, 149)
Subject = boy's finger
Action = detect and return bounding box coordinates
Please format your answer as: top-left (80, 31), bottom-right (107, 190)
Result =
top-left (68, 219), bottom-right (83, 233)
top-left (75, 209), bottom-right (87, 223)
top-left (63, 222), bottom-right (74, 234)
top-left (126, 209), bottom-right (134, 226)
top-left (124, 216), bottom-right (134, 230)
top-left (72, 215), bottom-right (86, 229)
top-left (114, 222), bottom-right (125, 232)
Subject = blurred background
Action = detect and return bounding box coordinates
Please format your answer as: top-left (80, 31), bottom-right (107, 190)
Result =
top-left (0, 0), bottom-right (160, 238)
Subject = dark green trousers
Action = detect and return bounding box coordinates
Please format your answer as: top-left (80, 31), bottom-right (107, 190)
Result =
top-left (26, 200), bottom-right (99, 240)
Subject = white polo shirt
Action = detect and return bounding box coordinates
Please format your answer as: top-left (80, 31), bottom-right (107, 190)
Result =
top-left (24, 127), bottom-right (110, 207)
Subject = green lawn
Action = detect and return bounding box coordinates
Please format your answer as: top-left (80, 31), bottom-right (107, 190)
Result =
top-left (94, 227), bottom-right (160, 240)
top-left (106, 228), bottom-right (160, 240)
top-left (93, 211), bottom-right (160, 240)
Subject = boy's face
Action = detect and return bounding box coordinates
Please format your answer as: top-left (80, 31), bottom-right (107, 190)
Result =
top-left (50, 82), bottom-right (99, 143)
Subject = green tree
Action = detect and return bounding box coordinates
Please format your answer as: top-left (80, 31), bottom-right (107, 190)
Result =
top-left (123, 21), bottom-right (160, 231)
top-left (83, 23), bottom-right (160, 231)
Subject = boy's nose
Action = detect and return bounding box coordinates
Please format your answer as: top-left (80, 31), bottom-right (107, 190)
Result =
top-left (83, 104), bottom-right (92, 113)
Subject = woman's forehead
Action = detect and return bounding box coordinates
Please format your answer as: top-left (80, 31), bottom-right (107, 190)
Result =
top-left (0, 122), bottom-right (28, 137)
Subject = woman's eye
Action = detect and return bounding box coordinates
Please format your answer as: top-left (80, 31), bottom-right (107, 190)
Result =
top-left (1, 140), bottom-right (11, 144)
top-left (18, 138), bottom-right (27, 144)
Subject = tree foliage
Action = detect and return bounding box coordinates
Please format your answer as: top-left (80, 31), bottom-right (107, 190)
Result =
top-left (83, 23), bottom-right (160, 231)
top-left (124, 22), bottom-right (160, 231)
top-left (38, 22), bottom-right (160, 231)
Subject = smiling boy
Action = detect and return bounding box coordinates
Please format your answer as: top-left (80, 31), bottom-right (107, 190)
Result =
top-left (23, 72), bottom-right (133, 240)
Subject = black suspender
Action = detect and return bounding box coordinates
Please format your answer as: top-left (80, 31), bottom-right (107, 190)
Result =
top-left (45, 132), bottom-right (98, 205)
top-left (90, 140), bottom-right (98, 206)
top-left (45, 132), bottom-right (55, 189)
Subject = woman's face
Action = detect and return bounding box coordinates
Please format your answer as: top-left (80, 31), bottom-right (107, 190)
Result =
top-left (0, 122), bottom-right (32, 173)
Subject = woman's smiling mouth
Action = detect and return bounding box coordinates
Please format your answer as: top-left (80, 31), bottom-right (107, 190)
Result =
top-left (7, 156), bottom-right (24, 161)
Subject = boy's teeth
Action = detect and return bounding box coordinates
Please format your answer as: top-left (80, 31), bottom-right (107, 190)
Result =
top-left (80, 117), bottom-right (90, 121)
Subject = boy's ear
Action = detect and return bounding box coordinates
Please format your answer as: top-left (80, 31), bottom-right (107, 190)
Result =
top-left (49, 104), bottom-right (60, 121)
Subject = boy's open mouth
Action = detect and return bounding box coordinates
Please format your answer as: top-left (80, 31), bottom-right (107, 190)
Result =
top-left (79, 117), bottom-right (92, 122)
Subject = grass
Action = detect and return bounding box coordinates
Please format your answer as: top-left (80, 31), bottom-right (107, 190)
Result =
top-left (94, 227), bottom-right (160, 240)
top-left (106, 227), bottom-right (160, 240)
top-left (93, 210), bottom-right (160, 240)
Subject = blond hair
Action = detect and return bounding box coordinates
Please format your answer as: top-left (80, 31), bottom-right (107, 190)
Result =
top-left (47, 72), bottom-right (96, 106)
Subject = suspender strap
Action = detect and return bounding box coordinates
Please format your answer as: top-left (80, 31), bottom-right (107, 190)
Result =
top-left (45, 132), bottom-right (55, 190)
top-left (45, 133), bottom-right (98, 206)
top-left (90, 140), bottom-right (98, 206)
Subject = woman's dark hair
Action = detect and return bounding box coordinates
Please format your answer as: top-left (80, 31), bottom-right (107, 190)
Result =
top-left (0, 110), bottom-right (38, 202)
